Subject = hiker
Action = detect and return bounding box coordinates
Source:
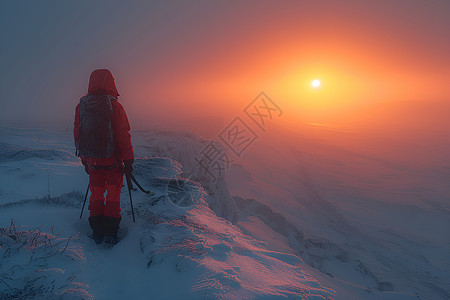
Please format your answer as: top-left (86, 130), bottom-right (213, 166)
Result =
top-left (74, 69), bottom-right (134, 245)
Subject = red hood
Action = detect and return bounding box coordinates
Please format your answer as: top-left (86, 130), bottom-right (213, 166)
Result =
top-left (88, 69), bottom-right (119, 98)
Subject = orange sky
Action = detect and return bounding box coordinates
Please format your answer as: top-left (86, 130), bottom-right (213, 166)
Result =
top-left (119, 1), bottom-right (450, 127)
top-left (1, 1), bottom-right (449, 126)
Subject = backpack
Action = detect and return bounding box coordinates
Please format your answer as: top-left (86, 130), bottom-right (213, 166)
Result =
top-left (77, 94), bottom-right (115, 158)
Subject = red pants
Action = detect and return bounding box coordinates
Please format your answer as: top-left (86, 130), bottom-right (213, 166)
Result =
top-left (88, 167), bottom-right (123, 218)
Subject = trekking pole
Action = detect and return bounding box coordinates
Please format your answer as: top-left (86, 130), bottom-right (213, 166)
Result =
top-left (80, 183), bottom-right (89, 219)
top-left (125, 173), bottom-right (136, 222)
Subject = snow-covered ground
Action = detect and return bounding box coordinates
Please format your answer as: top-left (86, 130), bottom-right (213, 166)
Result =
top-left (227, 123), bottom-right (450, 300)
top-left (0, 125), bottom-right (334, 299)
top-left (0, 117), bottom-right (449, 299)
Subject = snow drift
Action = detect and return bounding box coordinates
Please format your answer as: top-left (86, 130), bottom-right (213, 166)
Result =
top-left (1, 124), bottom-right (449, 299)
top-left (0, 130), bottom-right (335, 299)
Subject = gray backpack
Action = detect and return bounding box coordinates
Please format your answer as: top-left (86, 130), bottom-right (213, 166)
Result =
top-left (77, 94), bottom-right (115, 158)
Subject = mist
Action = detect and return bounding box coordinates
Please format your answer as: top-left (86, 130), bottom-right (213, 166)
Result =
top-left (1, 0), bottom-right (449, 131)
top-left (1, 2), bottom-right (450, 299)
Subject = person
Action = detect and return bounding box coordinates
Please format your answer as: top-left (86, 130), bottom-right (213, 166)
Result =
top-left (74, 69), bottom-right (134, 245)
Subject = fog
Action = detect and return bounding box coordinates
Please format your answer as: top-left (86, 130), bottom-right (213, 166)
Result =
top-left (1, 1), bottom-right (449, 132)
top-left (1, 0), bottom-right (449, 183)
top-left (1, 3), bottom-right (450, 298)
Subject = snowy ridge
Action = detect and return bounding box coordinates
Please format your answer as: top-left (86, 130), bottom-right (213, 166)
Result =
top-left (134, 181), bottom-right (335, 299)
top-left (228, 125), bottom-right (450, 300)
top-left (134, 130), bottom-right (239, 223)
top-left (0, 130), bottom-right (336, 299)
top-left (0, 142), bottom-right (74, 162)
top-left (1, 126), bottom-right (448, 299)
top-left (234, 196), bottom-right (400, 295)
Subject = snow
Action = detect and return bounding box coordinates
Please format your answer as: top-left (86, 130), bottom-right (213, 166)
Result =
top-left (133, 130), bottom-right (239, 223)
top-left (0, 121), bottom-right (449, 299)
top-left (227, 122), bottom-right (450, 300)
top-left (0, 126), bottom-right (334, 299)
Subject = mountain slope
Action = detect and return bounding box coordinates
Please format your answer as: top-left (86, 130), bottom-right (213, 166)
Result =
top-left (0, 130), bottom-right (335, 299)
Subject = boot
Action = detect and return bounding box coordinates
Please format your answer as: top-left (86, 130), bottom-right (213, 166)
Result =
top-left (103, 216), bottom-right (121, 245)
top-left (89, 215), bottom-right (105, 244)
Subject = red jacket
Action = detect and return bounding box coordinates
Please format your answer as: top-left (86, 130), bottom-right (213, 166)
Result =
top-left (74, 69), bottom-right (133, 166)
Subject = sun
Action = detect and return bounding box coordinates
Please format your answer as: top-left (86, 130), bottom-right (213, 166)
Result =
top-left (312, 79), bottom-right (321, 88)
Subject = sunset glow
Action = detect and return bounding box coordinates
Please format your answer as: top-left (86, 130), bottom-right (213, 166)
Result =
top-left (1, 2), bottom-right (449, 299)
top-left (312, 79), bottom-right (321, 88)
